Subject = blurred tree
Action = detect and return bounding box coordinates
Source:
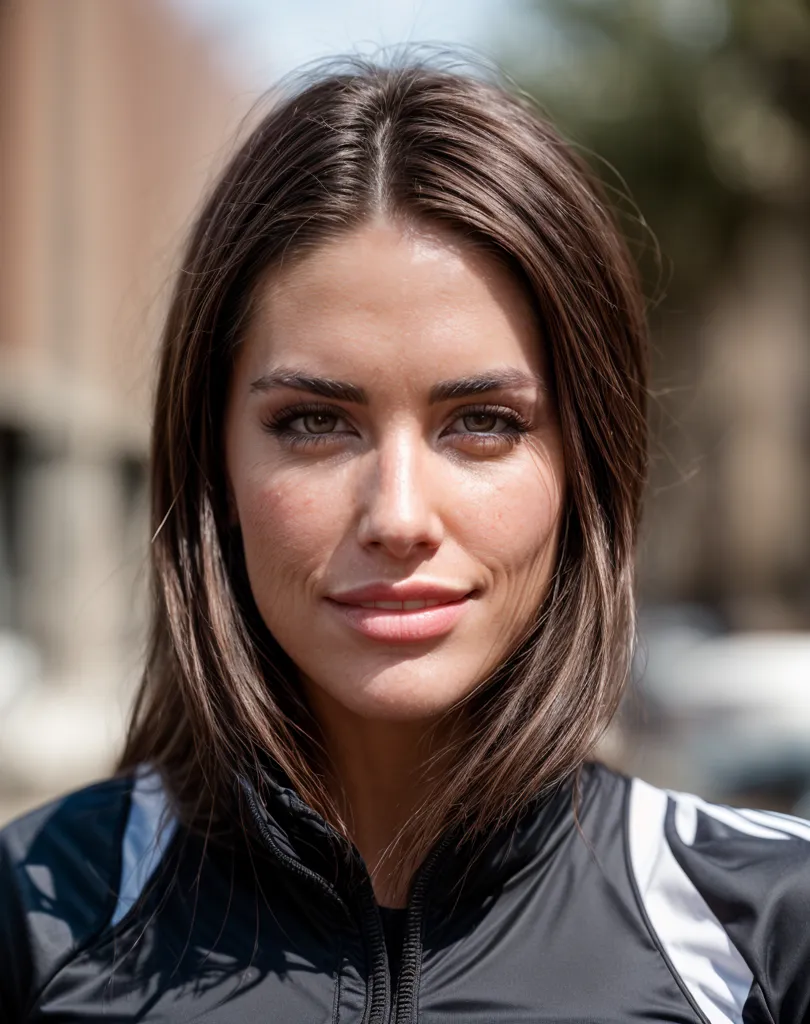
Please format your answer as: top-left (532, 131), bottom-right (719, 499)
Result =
top-left (502, 0), bottom-right (810, 625)
top-left (504, 0), bottom-right (810, 307)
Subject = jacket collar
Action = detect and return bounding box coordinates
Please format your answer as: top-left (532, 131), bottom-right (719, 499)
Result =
top-left (238, 766), bottom-right (352, 887)
top-left (238, 762), bottom-right (590, 908)
top-left (427, 767), bottom-right (588, 911)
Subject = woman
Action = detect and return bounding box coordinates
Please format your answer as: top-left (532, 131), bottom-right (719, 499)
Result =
top-left (1, 59), bottom-right (808, 1023)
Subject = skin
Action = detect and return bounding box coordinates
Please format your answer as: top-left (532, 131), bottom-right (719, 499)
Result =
top-left (224, 219), bottom-right (566, 902)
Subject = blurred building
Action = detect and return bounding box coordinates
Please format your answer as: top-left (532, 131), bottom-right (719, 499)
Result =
top-left (506, 0), bottom-right (810, 812)
top-left (0, 0), bottom-right (250, 821)
top-left (503, 0), bottom-right (810, 634)
top-left (1, 0), bottom-right (807, 825)
top-left (638, 219), bottom-right (810, 632)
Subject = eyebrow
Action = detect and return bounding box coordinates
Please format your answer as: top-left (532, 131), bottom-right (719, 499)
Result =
top-left (249, 366), bottom-right (545, 404)
top-left (250, 369), bottom-right (365, 403)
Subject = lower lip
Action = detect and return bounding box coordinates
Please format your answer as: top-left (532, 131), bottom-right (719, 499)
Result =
top-left (326, 596), bottom-right (473, 643)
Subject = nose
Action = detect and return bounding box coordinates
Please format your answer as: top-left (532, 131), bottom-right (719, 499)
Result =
top-left (356, 428), bottom-right (444, 559)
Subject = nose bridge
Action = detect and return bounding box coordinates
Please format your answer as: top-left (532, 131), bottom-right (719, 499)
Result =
top-left (379, 424), bottom-right (421, 515)
top-left (358, 421), bottom-right (441, 554)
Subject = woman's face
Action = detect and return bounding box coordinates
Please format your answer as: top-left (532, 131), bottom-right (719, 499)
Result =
top-left (225, 220), bottom-right (565, 723)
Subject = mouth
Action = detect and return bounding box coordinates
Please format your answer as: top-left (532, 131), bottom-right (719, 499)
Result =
top-left (325, 592), bottom-right (475, 643)
top-left (354, 598), bottom-right (445, 610)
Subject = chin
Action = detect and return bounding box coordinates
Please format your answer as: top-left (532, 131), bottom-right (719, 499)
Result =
top-left (315, 666), bottom-right (472, 723)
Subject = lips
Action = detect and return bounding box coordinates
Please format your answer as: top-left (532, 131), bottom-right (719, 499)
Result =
top-left (354, 598), bottom-right (443, 609)
top-left (325, 582), bottom-right (476, 643)
top-left (328, 582), bottom-right (473, 606)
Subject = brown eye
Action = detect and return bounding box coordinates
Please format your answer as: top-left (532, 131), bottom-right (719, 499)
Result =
top-left (263, 404), bottom-right (356, 445)
top-left (301, 412), bottom-right (338, 434)
top-left (462, 412), bottom-right (499, 432)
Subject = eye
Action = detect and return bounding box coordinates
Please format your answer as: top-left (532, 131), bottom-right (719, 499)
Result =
top-left (261, 402), bottom-right (356, 447)
top-left (458, 411), bottom-right (505, 433)
top-left (290, 411), bottom-right (341, 434)
top-left (441, 404), bottom-right (532, 454)
top-left (445, 405), bottom-right (530, 437)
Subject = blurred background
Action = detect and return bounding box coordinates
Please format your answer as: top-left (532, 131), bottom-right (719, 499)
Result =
top-left (1, 0), bottom-right (808, 826)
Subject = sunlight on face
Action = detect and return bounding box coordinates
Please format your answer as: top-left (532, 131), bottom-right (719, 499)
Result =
top-left (224, 220), bottom-right (565, 724)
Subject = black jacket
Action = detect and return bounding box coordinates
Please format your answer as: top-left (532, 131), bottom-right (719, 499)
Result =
top-left (1, 761), bottom-right (809, 1023)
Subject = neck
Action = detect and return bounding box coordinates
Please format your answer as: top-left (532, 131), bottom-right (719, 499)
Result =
top-left (305, 684), bottom-right (458, 907)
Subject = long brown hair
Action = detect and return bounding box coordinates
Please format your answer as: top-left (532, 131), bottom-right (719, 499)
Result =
top-left (119, 56), bottom-right (648, 885)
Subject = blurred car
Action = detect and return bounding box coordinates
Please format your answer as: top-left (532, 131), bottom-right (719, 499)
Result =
top-left (0, 629), bottom-right (40, 714)
top-left (632, 605), bottom-right (810, 818)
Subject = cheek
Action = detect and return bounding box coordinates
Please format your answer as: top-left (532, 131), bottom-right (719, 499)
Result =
top-left (455, 449), bottom-right (564, 577)
top-left (235, 471), bottom-right (347, 592)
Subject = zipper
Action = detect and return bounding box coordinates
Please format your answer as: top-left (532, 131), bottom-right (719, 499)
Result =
top-left (242, 779), bottom-right (389, 1024)
top-left (391, 830), bottom-right (458, 1024)
top-left (242, 778), bottom-right (457, 1024)
top-left (357, 873), bottom-right (390, 1024)
top-left (242, 779), bottom-right (351, 914)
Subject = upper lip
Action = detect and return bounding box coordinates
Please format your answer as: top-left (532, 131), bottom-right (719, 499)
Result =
top-left (327, 581), bottom-right (475, 605)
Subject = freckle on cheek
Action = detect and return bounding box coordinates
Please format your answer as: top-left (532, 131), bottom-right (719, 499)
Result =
top-left (247, 485), bottom-right (328, 548)
top-left (257, 485), bottom-right (298, 513)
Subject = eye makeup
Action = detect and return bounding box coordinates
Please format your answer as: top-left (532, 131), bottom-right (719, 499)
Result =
top-left (260, 400), bottom-right (534, 453)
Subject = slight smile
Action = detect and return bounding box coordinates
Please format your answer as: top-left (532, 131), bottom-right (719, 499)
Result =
top-left (326, 585), bottom-right (476, 643)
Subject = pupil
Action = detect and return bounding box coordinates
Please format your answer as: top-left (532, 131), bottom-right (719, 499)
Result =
top-left (305, 413), bottom-right (335, 434)
top-left (464, 412), bottom-right (497, 432)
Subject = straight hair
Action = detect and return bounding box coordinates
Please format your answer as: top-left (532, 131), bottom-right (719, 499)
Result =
top-left (119, 56), bottom-right (648, 890)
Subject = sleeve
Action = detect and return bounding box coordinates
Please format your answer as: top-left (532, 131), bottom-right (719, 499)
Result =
top-left (0, 777), bottom-right (133, 1020)
top-left (627, 777), bottom-right (810, 1024)
top-left (667, 797), bottom-right (810, 1024)
top-left (0, 829), bottom-right (35, 1022)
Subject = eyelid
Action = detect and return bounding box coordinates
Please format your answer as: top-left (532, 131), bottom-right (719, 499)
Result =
top-left (443, 402), bottom-right (532, 432)
top-left (262, 399), bottom-right (533, 442)
top-left (263, 401), bottom-right (356, 432)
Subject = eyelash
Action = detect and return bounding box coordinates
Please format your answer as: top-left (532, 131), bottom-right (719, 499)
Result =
top-left (261, 401), bottom-right (532, 451)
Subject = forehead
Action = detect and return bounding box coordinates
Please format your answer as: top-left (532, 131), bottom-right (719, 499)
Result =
top-left (238, 221), bottom-right (545, 383)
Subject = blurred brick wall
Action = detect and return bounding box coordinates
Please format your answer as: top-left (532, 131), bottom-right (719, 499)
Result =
top-left (0, 0), bottom-right (253, 821)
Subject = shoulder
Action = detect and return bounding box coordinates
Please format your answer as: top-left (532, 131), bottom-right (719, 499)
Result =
top-left (622, 773), bottom-right (810, 1024)
top-left (0, 767), bottom-right (178, 1021)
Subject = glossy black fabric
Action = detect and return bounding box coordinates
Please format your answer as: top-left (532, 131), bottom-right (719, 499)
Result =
top-left (1, 763), bottom-right (808, 1023)
top-left (379, 906), bottom-right (407, 988)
